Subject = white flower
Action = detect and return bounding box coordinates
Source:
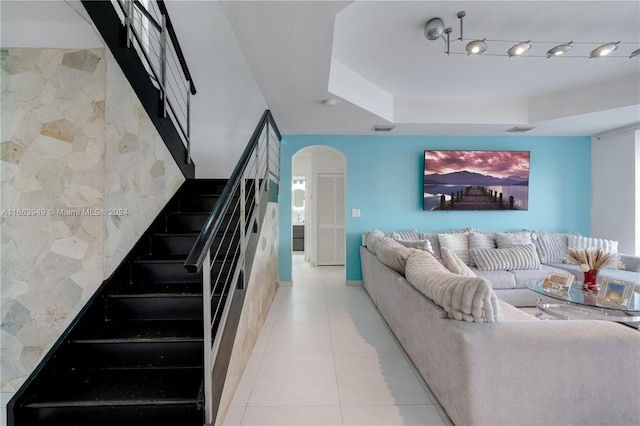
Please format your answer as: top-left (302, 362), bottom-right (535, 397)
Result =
top-left (579, 263), bottom-right (590, 272)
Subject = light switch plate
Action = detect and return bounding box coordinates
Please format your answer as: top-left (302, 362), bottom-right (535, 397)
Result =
top-left (352, 209), bottom-right (361, 218)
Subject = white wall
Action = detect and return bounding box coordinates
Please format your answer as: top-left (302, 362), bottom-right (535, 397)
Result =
top-left (165, 1), bottom-right (268, 178)
top-left (591, 127), bottom-right (639, 254)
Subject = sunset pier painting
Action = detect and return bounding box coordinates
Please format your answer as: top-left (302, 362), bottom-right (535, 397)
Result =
top-left (423, 150), bottom-right (530, 211)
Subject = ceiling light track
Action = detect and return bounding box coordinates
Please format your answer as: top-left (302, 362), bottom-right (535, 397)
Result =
top-left (425, 11), bottom-right (639, 59)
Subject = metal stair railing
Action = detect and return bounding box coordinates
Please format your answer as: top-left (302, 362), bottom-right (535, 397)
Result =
top-left (110, 0), bottom-right (196, 163)
top-left (184, 110), bottom-right (281, 425)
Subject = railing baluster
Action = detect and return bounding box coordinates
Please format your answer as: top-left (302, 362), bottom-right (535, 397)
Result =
top-left (186, 85), bottom-right (191, 164)
top-left (202, 249), bottom-right (213, 425)
top-left (125, 0), bottom-right (134, 48)
top-left (159, 13), bottom-right (167, 117)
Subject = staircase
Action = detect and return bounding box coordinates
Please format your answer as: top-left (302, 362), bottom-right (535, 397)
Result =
top-left (8, 179), bottom-right (234, 425)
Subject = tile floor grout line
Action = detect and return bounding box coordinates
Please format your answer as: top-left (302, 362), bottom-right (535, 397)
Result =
top-left (324, 278), bottom-right (346, 426)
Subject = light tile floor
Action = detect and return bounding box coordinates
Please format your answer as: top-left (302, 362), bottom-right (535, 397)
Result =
top-left (223, 255), bottom-right (453, 426)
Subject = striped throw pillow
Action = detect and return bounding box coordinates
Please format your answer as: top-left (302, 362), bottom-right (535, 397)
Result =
top-left (470, 244), bottom-right (541, 271)
top-left (438, 233), bottom-right (470, 266)
top-left (534, 231), bottom-right (579, 263)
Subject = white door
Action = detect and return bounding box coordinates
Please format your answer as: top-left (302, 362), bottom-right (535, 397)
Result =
top-left (316, 173), bottom-right (345, 266)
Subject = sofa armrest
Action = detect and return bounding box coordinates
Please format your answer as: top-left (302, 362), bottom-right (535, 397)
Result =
top-left (618, 253), bottom-right (640, 272)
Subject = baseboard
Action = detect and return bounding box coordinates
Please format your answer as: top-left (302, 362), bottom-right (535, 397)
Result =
top-left (279, 281), bottom-right (293, 287)
top-left (346, 280), bottom-right (363, 286)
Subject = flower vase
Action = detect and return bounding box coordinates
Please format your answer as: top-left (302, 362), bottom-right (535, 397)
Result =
top-left (582, 269), bottom-right (599, 292)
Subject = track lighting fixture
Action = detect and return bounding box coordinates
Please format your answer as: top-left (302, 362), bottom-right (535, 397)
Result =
top-left (507, 41), bottom-right (531, 57)
top-left (424, 11), bottom-right (639, 59)
top-left (546, 42), bottom-right (573, 57)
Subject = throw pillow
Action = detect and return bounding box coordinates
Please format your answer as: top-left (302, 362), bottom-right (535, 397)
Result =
top-left (365, 230), bottom-right (386, 254)
top-left (495, 231), bottom-right (532, 248)
top-left (468, 232), bottom-right (496, 266)
top-left (438, 233), bottom-right (470, 265)
top-left (568, 235), bottom-right (618, 254)
top-left (470, 244), bottom-right (541, 271)
top-left (534, 231), bottom-right (580, 263)
top-left (441, 247), bottom-right (477, 277)
top-left (389, 229), bottom-right (419, 241)
top-left (418, 232), bottom-right (442, 257)
top-left (374, 237), bottom-right (414, 274)
top-left (396, 239), bottom-right (434, 253)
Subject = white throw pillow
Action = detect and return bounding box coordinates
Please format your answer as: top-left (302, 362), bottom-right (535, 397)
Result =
top-left (441, 247), bottom-right (477, 277)
top-left (495, 231), bottom-right (532, 248)
top-left (389, 229), bottom-right (419, 241)
top-left (568, 235), bottom-right (618, 254)
top-left (396, 239), bottom-right (434, 253)
top-left (365, 230), bottom-right (386, 254)
top-left (438, 233), bottom-right (470, 265)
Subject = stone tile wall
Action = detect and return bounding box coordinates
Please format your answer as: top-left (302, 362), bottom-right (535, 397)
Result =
top-left (0, 48), bottom-right (184, 392)
top-left (215, 202), bottom-right (280, 425)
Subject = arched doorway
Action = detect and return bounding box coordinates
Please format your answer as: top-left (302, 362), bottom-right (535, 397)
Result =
top-left (291, 146), bottom-right (346, 284)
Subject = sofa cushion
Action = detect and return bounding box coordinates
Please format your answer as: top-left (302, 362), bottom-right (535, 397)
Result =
top-left (471, 268), bottom-right (517, 289)
top-left (568, 235), bottom-right (618, 254)
top-left (534, 231), bottom-right (579, 263)
top-left (496, 231), bottom-right (533, 248)
top-left (374, 237), bottom-right (414, 274)
top-left (468, 232), bottom-right (496, 266)
top-left (441, 247), bottom-right (476, 277)
top-left (405, 251), bottom-right (503, 323)
top-left (471, 245), bottom-right (541, 271)
top-left (438, 233), bottom-right (470, 265)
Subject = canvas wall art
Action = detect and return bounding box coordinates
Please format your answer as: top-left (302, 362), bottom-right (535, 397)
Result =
top-left (423, 150), bottom-right (530, 211)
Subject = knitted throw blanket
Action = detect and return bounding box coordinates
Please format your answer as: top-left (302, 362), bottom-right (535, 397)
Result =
top-left (405, 251), bottom-right (503, 323)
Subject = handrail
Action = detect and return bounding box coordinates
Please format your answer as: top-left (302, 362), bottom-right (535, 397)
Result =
top-left (156, 0), bottom-right (196, 95)
top-left (184, 109), bottom-right (281, 425)
top-left (110, 0), bottom-right (196, 162)
top-left (184, 110), bottom-right (279, 273)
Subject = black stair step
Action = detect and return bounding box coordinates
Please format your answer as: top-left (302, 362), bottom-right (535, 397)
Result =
top-left (170, 195), bottom-right (221, 213)
top-left (115, 281), bottom-right (203, 295)
top-left (21, 368), bottom-right (203, 425)
top-left (180, 178), bottom-right (227, 195)
top-left (76, 319), bottom-right (203, 340)
top-left (165, 211), bottom-right (238, 233)
top-left (144, 233), bottom-right (199, 257)
top-left (129, 259), bottom-right (201, 283)
top-left (139, 233), bottom-right (224, 258)
top-left (129, 258), bottom-right (235, 284)
top-left (71, 336), bottom-right (203, 369)
top-left (105, 293), bottom-right (205, 321)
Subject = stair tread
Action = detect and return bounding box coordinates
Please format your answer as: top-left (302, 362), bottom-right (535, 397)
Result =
top-left (106, 293), bottom-right (202, 299)
top-left (24, 368), bottom-right (202, 407)
top-left (75, 320), bottom-right (203, 341)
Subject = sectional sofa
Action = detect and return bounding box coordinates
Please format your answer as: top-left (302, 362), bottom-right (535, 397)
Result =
top-left (364, 228), bottom-right (640, 306)
top-left (360, 229), bottom-right (640, 425)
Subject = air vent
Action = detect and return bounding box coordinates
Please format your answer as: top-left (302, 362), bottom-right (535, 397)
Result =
top-left (372, 124), bottom-right (395, 132)
top-left (506, 126), bottom-right (534, 133)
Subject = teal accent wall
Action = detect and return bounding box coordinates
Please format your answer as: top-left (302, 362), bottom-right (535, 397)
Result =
top-left (279, 135), bottom-right (592, 282)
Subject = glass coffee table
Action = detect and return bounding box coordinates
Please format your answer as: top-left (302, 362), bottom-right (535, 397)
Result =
top-left (526, 279), bottom-right (640, 324)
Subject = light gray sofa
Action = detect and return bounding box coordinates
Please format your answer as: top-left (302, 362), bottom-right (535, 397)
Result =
top-left (361, 246), bottom-right (640, 426)
top-left (364, 228), bottom-right (640, 307)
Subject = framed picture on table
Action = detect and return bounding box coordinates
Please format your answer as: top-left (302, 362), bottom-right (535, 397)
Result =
top-left (598, 279), bottom-right (634, 307)
top-left (543, 272), bottom-right (574, 293)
